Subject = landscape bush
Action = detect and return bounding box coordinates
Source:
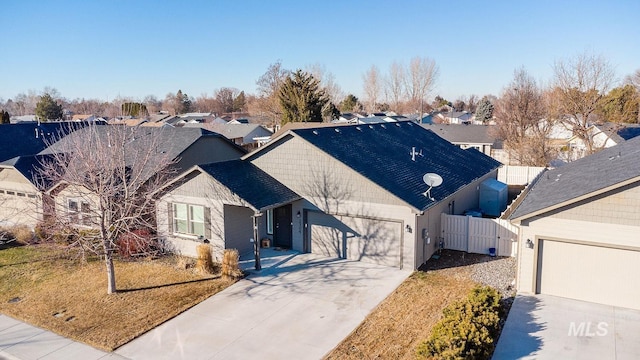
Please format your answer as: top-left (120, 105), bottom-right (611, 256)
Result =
top-left (0, 225), bottom-right (35, 244)
top-left (416, 285), bottom-right (503, 360)
top-left (196, 244), bottom-right (216, 274)
top-left (221, 249), bottom-right (242, 280)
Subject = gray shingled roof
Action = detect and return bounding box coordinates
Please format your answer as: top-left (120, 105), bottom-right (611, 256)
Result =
top-left (510, 136), bottom-right (640, 220)
top-left (288, 122), bottom-right (501, 212)
top-left (199, 160), bottom-right (300, 212)
top-left (0, 154), bottom-right (62, 190)
top-left (421, 124), bottom-right (497, 145)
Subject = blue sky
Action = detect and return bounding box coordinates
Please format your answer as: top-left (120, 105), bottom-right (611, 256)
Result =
top-left (1, 0), bottom-right (638, 103)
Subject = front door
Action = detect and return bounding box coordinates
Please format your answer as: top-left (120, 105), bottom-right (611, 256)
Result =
top-left (274, 205), bottom-right (292, 248)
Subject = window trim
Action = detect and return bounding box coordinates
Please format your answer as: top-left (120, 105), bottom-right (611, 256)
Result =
top-left (172, 203), bottom-right (206, 238)
top-left (67, 198), bottom-right (92, 226)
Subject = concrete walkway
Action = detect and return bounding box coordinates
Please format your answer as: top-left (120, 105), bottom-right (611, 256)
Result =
top-left (0, 314), bottom-right (125, 360)
top-left (115, 253), bottom-right (410, 360)
top-left (493, 294), bottom-right (640, 359)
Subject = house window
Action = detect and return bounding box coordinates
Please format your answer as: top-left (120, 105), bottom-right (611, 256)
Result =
top-left (68, 199), bottom-right (91, 226)
top-left (6, 191), bottom-right (15, 196)
top-left (266, 209), bottom-right (273, 235)
top-left (172, 203), bottom-right (206, 237)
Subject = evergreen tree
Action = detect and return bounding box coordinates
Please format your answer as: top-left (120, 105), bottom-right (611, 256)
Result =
top-left (176, 90), bottom-right (192, 114)
top-left (233, 91), bottom-right (246, 112)
top-left (323, 102), bottom-right (340, 121)
top-left (35, 93), bottom-right (63, 121)
top-left (475, 97), bottom-right (494, 123)
top-left (278, 70), bottom-right (328, 124)
top-left (0, 110), bottom-right (10, 124)
top-left (339, 94), bottom-right (361, 112)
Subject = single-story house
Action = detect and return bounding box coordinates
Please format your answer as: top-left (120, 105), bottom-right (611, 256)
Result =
top-left (509, 136), bottom-right (640, 310)
top-left (184, 123), bottom-right (273, 151)
top-left (155, 122), bottom-right (501, 269)
top-left (33, 126), bottom-right (246, 230)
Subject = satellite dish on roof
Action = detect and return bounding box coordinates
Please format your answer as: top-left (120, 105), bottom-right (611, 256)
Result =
top-left (422, 173), bottom-right (443, 201)
top-left (423, 173), bottom-right (443, 187)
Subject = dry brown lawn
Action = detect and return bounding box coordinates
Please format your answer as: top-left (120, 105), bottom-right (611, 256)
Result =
top-left (325, 267), bottom-right (477, 360)
top-left (0, 243), bottom-right (236, 351)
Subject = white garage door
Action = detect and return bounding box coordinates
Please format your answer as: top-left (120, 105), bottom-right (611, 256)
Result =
top-left (537, 239), bottom-right (640, 310)
top-left (307, 212), bottom-right (402, 268)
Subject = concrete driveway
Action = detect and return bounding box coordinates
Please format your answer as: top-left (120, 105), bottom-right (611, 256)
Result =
top-left (493, 294), bottom-right (640, 359)
top-left (116, 253), bottom-right (410, 360)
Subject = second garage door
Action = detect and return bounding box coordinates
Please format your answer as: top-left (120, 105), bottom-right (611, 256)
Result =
top-left (536, 239), bottom-right (640, 310)
top-left (307, 212), bottom-right (402, 268)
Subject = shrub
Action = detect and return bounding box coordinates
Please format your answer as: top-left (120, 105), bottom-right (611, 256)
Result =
top-left (416, 286), bottom-right (503, 360)
top-left (221, 249), bottom-right (242, 280)
top-left (117, 229), bottom-right (153, 258)
top-left (11, 225), bottom-right (35, 244)
top-left (196, 244), bottom-right (215, 274)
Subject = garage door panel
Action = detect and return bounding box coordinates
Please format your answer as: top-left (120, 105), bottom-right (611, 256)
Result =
top-left (343, 216), bottom-right (401, 268)
top-left (538, 239), bottom-right (640, 310)
top-left (307, 212), bottom-right (401, 268)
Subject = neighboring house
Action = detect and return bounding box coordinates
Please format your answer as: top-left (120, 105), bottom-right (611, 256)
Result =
top-left (39, 126), bottom-right (246, 230)
top-left (155, 160), bottom-right (301, 259)
top-left (183, 123), bottom-right (273, 151)
top-left (557, 123), bottom-right (640, 163)
top-left (437, 111), bottom-right (473, 124)
top-left (0, 154), bottom-right (56, 228)
top-left (71, 114), bottom-right (96, 122)
top-left (509, 136), bottom-right (640, 310)
top-left (243, 122), bottom-right (501, 269)
top-left (421, 124), bottom-right (498, 157)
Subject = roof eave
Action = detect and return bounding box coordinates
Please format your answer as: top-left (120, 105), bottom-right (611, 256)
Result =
top-left (510, 175), bottom-right (640, 222)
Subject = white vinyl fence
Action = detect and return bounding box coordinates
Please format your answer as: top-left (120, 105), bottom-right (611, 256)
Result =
top-left (441, 214), bottom-right (518, 257)
top-left (497, 165), bottom-right (545, 185)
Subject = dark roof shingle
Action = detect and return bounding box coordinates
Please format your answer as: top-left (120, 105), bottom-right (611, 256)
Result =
top-left (291, 122), bottom-right (501, 211)
top-left (199, 160), bottom-right (300, 211)
top-left (510, 136), bottom-right (640, 220)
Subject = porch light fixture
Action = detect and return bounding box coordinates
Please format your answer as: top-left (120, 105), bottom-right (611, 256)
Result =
top-left (405, 224), bottom-right (412, 233)
top-left (526, 239), bottom-right (534, 249)
top-left (296, 211), bottom-right (301, 218)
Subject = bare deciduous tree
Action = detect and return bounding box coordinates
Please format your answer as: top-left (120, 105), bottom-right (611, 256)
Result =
top-left (305, 63), bottom-right (344, 105)
top-left (493, 68), bottom-right (555, 166)
top-left (362, 65), bottom-right (382, 113)
top-left (255, 61), bottom-right (291, 126)
top-left (552, 52), bottom-right (616, 154)
top-left (385, 61), bottom-right (405, 112)
top-left (404, 57), bottom-right (439, 110)
top-left (37, 124), bottom-right (178, 294)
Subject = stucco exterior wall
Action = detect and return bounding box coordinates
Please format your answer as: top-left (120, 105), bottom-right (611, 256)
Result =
top-left (515, 183), bottom-right (640, 293)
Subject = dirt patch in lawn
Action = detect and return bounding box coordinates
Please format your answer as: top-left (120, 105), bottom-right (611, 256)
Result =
top-left (325, 250), bottom-right (516, 359)
top-left (0, 244), bottom-right (237, 351)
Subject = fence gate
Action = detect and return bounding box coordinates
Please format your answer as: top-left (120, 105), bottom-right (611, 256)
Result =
top-left (441, 214), bottom-right (518, 257)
